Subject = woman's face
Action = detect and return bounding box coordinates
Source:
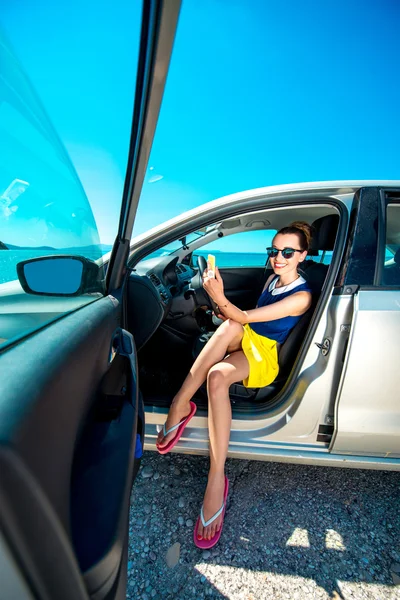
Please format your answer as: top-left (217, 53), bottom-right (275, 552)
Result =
top-left (269, 232), bottom-right (308, 277)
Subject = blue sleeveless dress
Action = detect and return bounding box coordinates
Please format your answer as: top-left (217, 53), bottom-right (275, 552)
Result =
top-left (241, 275), bottom-right (312, 388)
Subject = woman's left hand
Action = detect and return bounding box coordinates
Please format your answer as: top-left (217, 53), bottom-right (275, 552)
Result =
top-left (202, 266), bottom-right (225, 303)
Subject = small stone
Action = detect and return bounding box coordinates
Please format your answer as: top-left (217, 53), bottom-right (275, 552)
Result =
top-left (149, 552), bottom-right (157, 561)
top-left (144, 505), bottom-right (151, 514)
top-left (392, 573), bottom-right (400, 585)
top-left (186, 519), bottom-right (194, 527)
top-left (202, 550), bottom-right (211, 559)
top-left (151, 591), bottom-right (157, 598)
top-left (153, 472), bottom-right (160, 480)
top-left (178, 516), bottom-right (184, 525)
top-left (165, 542), bottom-right (180, 568)
top-left (178, 498), bottom-right (185, 508)
top-left (392, 563), bottom-right (400, 574)
top-left (128, 560), bottom-right (133, 570)
top-left (145, 538), bottom-right (150, 545)
top-left (391, 563), bottom-right (400, 585)
top-left (144, 546), bottom-right (149, 553)
top-left (174, 467), bottom-right (181, 476)
top-left (141, 466), bottom-right (154, 479)
top-left (201, 576), bottom-right (206, 583)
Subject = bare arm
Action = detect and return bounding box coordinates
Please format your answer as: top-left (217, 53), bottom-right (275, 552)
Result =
top-left (203, 268), bottom-right (311, 325)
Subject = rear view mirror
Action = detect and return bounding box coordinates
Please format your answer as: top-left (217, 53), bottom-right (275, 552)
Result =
top-left (16, 256), bottom-right (102, 296)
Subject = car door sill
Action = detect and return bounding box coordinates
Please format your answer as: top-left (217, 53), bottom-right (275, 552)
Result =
top-left (144, 435), bottom-right (400, 471)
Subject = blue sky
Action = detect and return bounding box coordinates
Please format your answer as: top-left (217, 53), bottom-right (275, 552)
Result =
top-left (2, 0), bottom-right (400, 244)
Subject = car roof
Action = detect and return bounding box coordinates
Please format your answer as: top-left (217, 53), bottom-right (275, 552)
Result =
top-left (125, 180), bottom-right (400, 253)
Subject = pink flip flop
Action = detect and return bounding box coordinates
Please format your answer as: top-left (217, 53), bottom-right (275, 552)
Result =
top-left (156, 401), bottom-right (197, 455)
top-left (193, 476), bottom-right (229, 549)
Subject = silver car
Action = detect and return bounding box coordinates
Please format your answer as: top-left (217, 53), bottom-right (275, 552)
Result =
top-left (127, 182), bottom-right (400, 471)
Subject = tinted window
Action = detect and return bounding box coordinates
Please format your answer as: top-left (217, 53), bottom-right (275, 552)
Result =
top-left (0, 37), bottom-right (105, 347)
top-left (382, 204), bottom-right (400, 286)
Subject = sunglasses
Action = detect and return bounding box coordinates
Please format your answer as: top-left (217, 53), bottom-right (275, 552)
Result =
top-left (266, 247), bottom-right (303, 259)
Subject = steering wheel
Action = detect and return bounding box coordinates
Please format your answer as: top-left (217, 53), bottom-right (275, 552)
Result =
top-left (196, 255), bottom-right (220, 316)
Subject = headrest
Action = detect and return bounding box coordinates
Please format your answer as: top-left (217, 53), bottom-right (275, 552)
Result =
top-left (309, 214), bottom-right (339, 252)
top-left (394, 248), bottom-right (400, 265)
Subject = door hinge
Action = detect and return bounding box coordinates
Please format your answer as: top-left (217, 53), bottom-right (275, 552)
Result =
top-left (316, 337), bottom-right (331, 356)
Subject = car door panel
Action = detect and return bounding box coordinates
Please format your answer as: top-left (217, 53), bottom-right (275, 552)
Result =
top-left (331, 289), bottom-right (400, 458)
top-left (331, 187), bottom-right (400, 458)
top-left (0, 297), bottom-right (142, 599)
top-left (0, 0), bottom-right (182, 596)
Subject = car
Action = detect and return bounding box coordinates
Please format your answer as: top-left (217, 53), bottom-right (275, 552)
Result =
top-left (127, 181), bottom-right (400, 468)
top-left (0, 1), bottom-right (399, 599)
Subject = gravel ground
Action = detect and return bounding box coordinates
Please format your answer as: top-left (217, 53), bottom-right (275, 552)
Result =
top-left (127, 452), bottom-right (400, 600)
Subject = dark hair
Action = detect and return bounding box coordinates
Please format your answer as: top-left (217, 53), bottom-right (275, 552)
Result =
top-left (276, 221), bottom-right (312, 251)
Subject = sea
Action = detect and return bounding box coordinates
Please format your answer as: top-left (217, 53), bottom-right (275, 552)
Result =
top-left (0, 246), bottom-right (111, 285)
top-left (0, 247), bottom-right (331, 285)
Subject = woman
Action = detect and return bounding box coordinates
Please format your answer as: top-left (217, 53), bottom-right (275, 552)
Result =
top-left (156, 222), bottom-right (313, 549)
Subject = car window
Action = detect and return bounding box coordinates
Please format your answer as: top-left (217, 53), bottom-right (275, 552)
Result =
top-left (305, 250), bottom-right (333, 265)
top-left (193, 230), bottom-right (277, 268)
top-left (0, 37), bottom-right (107, 348)
top-left (382, 204), bottom-right (400, 286)
top-left (2, 0), bottom-right (141, 246)
top-left (0, 1), bottom-right (142, 350)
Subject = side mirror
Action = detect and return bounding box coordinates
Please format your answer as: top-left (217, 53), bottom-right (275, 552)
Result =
top-left (16, 255), bottom-right (103, 297)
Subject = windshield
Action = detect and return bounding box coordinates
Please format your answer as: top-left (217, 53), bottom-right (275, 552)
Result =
top-left (143, 227), bottom-right (217, 260)
top-left (133, 0), bottom-right (400, 238)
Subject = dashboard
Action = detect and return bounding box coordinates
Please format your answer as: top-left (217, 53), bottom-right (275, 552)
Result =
top-left (135, 255), bottom-right (196, 309)
top-left (146, 257), bottom-right (196, 306)
top-left (127, 255), bottom-right (202, 350)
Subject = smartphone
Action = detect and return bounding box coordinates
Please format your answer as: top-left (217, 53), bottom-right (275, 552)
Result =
top-left (207, 254), bottom-right (216, 278)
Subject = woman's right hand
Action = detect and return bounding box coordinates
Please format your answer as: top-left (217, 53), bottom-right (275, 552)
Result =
top-left (202, 266), bottom-right (225, 304)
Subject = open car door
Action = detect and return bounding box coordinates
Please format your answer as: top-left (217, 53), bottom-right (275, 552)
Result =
top-left (0, 2), bottom-right (181, 599)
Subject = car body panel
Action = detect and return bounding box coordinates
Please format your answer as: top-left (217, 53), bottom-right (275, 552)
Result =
top-left (331, 289), bottom-right (400, 457)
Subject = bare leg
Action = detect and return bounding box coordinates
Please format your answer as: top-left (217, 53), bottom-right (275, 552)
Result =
top-left (157, 320), bottom-right (244, 448)
top-left (196, 351), bottom-right (249, 541)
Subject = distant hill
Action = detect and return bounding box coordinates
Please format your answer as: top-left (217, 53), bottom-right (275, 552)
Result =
top-left (1, 243), bottom-right (113, 253)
